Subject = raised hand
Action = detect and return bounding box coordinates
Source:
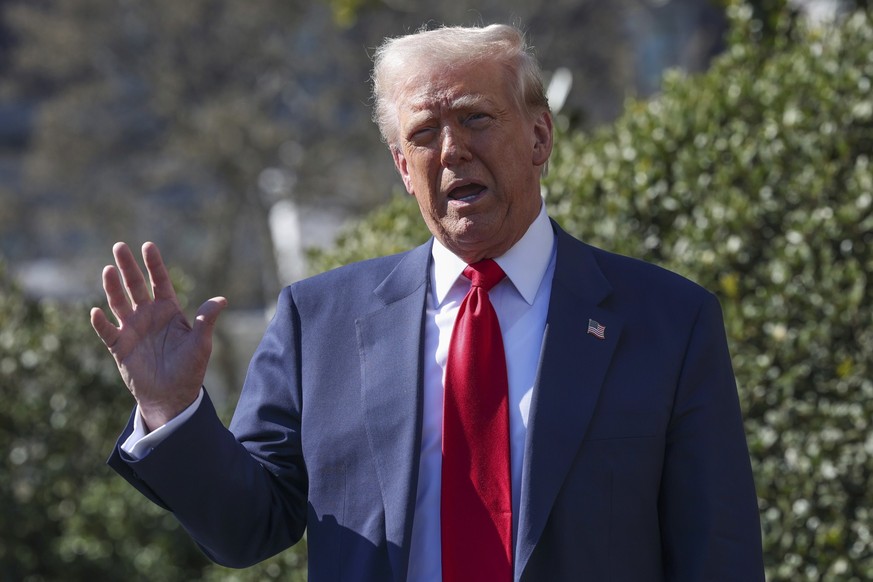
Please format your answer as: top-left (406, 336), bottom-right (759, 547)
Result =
top-left (90, 242), bottom-right (227, 431)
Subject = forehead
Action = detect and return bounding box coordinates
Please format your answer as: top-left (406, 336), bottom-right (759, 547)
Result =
top-left (396, 60), bottom-right (514, 114)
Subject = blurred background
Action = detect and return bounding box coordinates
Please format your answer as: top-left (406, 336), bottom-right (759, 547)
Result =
top-left (0, 0), bottom-right (734, 400)
top-left (1, 0), bottom-right (871, 580)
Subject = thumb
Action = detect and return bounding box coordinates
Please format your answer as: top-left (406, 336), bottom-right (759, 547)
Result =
top-left (193, 296), bottom-right (228, 335)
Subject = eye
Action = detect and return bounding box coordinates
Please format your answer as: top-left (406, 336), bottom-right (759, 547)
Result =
top-left (464, 112), bottom-right (491, 128)
top-left (408, 125), bottom-right (437, 146)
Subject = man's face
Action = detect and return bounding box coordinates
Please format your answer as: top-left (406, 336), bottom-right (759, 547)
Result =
top-left (391, 58), bottom-right (552, 263)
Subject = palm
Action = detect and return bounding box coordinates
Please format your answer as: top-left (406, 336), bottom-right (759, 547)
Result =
top-left (113, 298), bottom-right (203, 395)
top-left (91, 242), bottom-right (226, 429)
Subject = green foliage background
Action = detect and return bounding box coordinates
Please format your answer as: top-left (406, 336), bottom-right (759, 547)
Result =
top-left (1, 3), bottom-right (871, 581)
top-left (0, 264), bottom-right (309, 581)
top-left (0, 264), bottom-right (212, 580)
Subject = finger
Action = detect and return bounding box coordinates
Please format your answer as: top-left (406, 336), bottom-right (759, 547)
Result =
top-left (142, 242), bottom-right (178, 303)
top-left (102, 265), bottom-right (133, 322)
top-left (90, 306), bottom-right (120, 347)
top-left (113, 242), bottom-right (152, 307)
top-left (193, 296), bottom-right (228, 336)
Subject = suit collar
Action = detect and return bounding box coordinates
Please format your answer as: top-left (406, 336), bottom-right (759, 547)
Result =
top-left (548, 218), bottom-right (612, 305)
top-left (357, 240), bottom-right (431, 582)
top-left (515, 222), bottom-right (623, 580)
top-left (372, 240), bottom-right (432, 305)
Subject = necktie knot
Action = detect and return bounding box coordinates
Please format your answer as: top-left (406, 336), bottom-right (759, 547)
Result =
top-left (464, 259), bottom-right (505, 292)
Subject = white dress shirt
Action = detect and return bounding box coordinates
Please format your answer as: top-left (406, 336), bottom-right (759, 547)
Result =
top-left (407, 205), bottom-right (556, 580)
top-left (122, 206), bottom-right (556, 581)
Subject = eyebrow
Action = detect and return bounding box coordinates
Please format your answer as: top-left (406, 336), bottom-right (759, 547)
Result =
top-left (406, 91), bottom-right (491, 113)
top-left (446, 93), bottom-right (490, 110)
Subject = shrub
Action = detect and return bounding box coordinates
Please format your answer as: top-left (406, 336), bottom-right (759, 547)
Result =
top-left (0, 263), bottom-right (215, 580)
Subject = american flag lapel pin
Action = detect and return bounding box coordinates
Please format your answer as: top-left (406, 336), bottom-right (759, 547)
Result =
top-left (587, 318), bottom-right (606, 340)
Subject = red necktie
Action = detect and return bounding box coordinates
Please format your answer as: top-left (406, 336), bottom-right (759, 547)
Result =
top-left (441, 259), bottom-right (512, 581)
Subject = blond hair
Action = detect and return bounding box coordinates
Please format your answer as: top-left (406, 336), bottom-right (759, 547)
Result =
top-left (371, 24), bottom-right (549, 146)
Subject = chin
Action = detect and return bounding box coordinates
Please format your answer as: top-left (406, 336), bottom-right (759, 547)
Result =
top-left (445, 234), bottom-right (505, 262)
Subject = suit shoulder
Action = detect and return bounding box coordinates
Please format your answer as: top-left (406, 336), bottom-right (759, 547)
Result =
top-left (293, 251), bottom-right (409, 292)
top-left (280, 242), bottom-right (429, 314)
top-left (586, 243), bottom-right (716, 305)
top-left (575, 243), bottom-right (728, 346)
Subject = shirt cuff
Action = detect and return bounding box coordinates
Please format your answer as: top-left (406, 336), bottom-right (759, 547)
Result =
top-left (120, 388), bottom-right (205, 460)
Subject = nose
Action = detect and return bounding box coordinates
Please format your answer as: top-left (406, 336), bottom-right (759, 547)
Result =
top-left (439, 126), bottom-right (472, 167)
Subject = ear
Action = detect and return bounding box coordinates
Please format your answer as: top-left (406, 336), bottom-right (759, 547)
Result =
top-left (391, 146), bottom-right (415, 195)
top-left (531, 111), bottom-right (553, 167)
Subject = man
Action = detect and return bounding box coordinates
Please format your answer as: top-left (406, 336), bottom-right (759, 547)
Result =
top-left (92, 24), bottom-right (765, 581)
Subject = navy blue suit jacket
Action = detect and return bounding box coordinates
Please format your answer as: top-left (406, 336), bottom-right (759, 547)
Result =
top-left (109, 222), bottom-right (764, 581)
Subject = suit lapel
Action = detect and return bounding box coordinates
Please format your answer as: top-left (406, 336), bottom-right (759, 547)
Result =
top-left (515, 226), bottom-right (624, 579)
top-left (356, 241), bottom-right (431, 582)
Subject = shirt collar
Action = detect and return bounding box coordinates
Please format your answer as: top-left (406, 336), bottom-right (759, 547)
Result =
top-left (431, 204), bottom-right (555, 306)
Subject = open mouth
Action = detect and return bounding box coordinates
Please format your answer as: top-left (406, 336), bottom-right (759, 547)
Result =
top-left (448, 183), bottom-right (487, 203)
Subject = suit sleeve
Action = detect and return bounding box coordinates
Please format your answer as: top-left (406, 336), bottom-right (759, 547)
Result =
top-left (106, 287), bottom-right (308, 568)
top-left (658, 292), bottom-right (765, 581)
